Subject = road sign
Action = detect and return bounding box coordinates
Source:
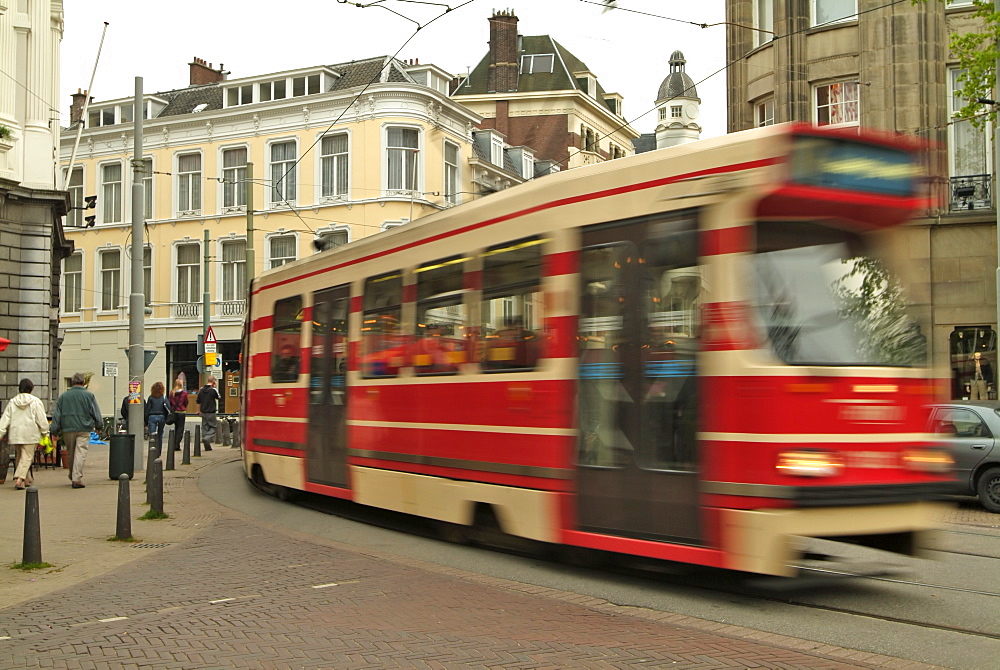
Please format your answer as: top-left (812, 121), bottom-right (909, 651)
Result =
top-left (144, 350), bottom-right (157, 371)
top-left (205, 326), bottom-right (217, 345)
top-left (102, 361), bottom-right (118, 377)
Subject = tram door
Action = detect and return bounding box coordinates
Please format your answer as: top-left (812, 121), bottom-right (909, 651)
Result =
top-left (307, 285), bottom-right (350, 487)
top-left (576, 214), bottom-right (702, 543)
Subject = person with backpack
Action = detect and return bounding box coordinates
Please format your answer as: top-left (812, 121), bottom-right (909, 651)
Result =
top-left (168, 379), bottom-right (189, 451)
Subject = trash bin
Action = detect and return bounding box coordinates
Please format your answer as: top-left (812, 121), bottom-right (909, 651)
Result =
top-left (109, 433), bottom-right (135, 480)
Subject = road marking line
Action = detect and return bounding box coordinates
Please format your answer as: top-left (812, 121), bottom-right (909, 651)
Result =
top-left (97, 617), bottom-right (128, 623)
top-left (312, 583), bottom-right (339, 589)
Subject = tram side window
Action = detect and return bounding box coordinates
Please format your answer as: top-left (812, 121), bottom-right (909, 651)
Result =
top-left (414, 256), bottom-right (467, 375)
top-left (361, 271), bottom-right (404, 378)
top-left (640, 219), bottom-right (702, 471)
top-left (271, 296), bottom-right (303, 383)
top-left (481, 237), bottom-right (545, 371)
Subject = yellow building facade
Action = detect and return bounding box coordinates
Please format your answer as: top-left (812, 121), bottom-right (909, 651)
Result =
top-left (59, 56), bottom-right (521, 413)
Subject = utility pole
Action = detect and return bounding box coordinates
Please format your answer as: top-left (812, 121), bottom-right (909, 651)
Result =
top-left (245, 161), bottom-right (255, 292)
top-left (202, 228), bottom-right (211, 383)
top-left (127, 77), bottom-right (145, 471)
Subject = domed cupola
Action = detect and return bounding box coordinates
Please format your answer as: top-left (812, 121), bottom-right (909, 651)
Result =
top-left (654, 50), bottom-right (702, 149)
top-left (657, 51), bottom-right (700, 104)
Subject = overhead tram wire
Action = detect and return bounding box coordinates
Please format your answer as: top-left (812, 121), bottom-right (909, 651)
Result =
top-left (563, 0), bottom-right (912, 171)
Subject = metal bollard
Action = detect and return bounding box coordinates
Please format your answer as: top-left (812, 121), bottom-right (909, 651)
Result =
top-left (182, 430), bottom-right (191, 465)
top-left (231, 420), bottom-right (241, 449)
top-left (145, 444), bottom-right (156, 493)
top-left (116, 473), bottom-right (132, 540)
top-left (165, 434), bottom-right (175, 471)
top-left (221, 419), bottom-right (231, 446)
top-left (165, 426), bottom-right (174, 455)
top-left (22, 486), bottom-right (42, 564)
top-left (150, 458), bottom-right (163, 515)
top-left (194, 424), bottom-right (201, 457)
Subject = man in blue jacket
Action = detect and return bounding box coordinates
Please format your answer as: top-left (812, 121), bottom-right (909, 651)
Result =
top-left (50, 372), bottom-right (103, 488)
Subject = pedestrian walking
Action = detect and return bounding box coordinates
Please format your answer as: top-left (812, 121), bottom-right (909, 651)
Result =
top-left (50, 372), bottom-right (102, 489)
top-left (196, 375), bottom-right (220, 452)
top-left (0, 378), bottom-right (50, 490)
top-left (168, 379), bottom-right (188, 451)
top-left (145, 382), bottom-right (169, 455)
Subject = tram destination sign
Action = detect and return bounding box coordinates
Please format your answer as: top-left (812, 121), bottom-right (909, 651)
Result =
top-left (789, 136), bottom-right (919, 198)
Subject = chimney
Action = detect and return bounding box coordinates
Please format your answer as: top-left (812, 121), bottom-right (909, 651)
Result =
top-left (189, 57), bottom-right (226, 86)
top-left (487, 10), bottom-right (519, 94)
top-left (70, 88), bottom-right (90, 125)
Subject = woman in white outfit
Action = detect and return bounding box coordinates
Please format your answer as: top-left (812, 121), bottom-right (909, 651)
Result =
top-left (0, 378), bottom-right (50, 489)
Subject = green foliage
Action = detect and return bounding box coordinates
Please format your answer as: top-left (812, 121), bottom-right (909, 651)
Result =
top-left (0, 125), bottom-right (11, 141)
top-left (139, 510), bottom-right (168, 520)
top-left (11, 561), bottom-right (54, 571)
top-left (107, 535), bottom-right (140, 542)
top-left (833, 257), bottom-right (926, 365)
top-left (918, 0), bottom-right (1000, 130)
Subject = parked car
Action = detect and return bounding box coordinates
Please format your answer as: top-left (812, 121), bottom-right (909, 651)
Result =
top-left (927, 401), bottom-right (1000, 513)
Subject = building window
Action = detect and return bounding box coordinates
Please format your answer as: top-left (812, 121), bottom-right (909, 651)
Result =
top-left (490, 134), bottom-right (504, 166)
top-left (444, 141), bottom-right (460, 205)
top-left (320, 133), bottom-right (349, 199)
top-left (520, 54), bottom-right (554, 74)
top-left (658, 107), bottom-right (667, 121)
top-left (270, 141), bottom-right (297, 204)
top-left (258, 79), bottom-right (286, 102)
top-left (101, 162), bottom-right (123, 224)
top-left (222, 147), bottom-right (248, 209)
top-left (386, 127), bottom-right (419, 192)
top-left (757, 98), bottom-right (775, 127)
top-left (221, 240), bottom-right (246, 302)
top-left (315, 228), bottom-right (349, 252)
top-left (177, 153), bottom-right (202, 213)
top-left (226, 84), bottom-right (253, 107)
top-left (949, 68), bottom-right (990, 179)
top-left (268, 234), bottom-right (296, 269)
top-left (292, 74), bottom-right (321, 97)
top-left (753, 0), bottom-right (774, 48)
top-left (64, 252), bottom-right (82, 313)
top-left (812, 0), bottom-right (856, 26)
top-left (67, 167), bottom-right (84, 228)
top-left (139, 158), bottom-right (153, 221)
top-left (671, 106), bottom-right (682, 118)
top-left (176, 243), bottom-right (201, 304)
top-left (814, 80), bottom-right (859, 128)
top-left (142, 245), bottom-right (152, 306)
top-left (99, 249), bottom-right (121, 311)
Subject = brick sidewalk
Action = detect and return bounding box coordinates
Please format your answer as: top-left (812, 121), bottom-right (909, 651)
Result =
top-left (0, 443), bottom-right (951, 669)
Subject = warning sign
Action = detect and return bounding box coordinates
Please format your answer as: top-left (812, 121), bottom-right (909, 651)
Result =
top-left (205, 326), bottom-right (217, 344)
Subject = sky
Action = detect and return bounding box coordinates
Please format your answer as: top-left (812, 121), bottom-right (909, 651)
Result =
top-left (59, 0), bottom-right (728, 140)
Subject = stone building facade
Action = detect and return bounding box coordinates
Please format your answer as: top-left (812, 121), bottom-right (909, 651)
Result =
top-left (0, 0), bottom-right (72, 408)
top-left (725, 0), bottom-right (994, 398)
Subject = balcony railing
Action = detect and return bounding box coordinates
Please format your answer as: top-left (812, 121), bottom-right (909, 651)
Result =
top-left (171, 302), bottom-right (202, 319)
top-left (950, 174), bottom-right (992, 212)
top-left (217, 300), bottom-right (246, 317)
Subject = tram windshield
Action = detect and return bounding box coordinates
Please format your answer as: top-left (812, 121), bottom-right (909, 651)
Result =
top-left (752, 220), bottom-right (925, 367)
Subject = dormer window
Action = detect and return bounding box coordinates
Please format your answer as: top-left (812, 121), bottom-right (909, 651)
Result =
top-left (491, 134), bottom-right (505, 166)
top-left (671, 106), bottom-right (682, 118)
top-left (520, 54), bottom-right (554, 74)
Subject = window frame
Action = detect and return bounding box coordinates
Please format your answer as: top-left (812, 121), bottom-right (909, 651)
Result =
top-left (384, 125), bottom-right (422, 195)
top-left (175, 241), bottom-right (202, 305)
top-left (221, 145), bottom-right (249, 211)
top-left (319, 132), bottom-right (350, 201)
top-left (67, 166), bottom-right (84, 228)
top-left (63, 251), bottom-right (83, 314)
top-left (100, 160), bottom-right (123, 224)
top-left (811, 0), bottom-right (857, 27)
top-left (98, 247), bottom-right (122, 312)
top-left (176, 151), bottom-right (203, 215)
top-left (266, 232), bottom-right (298, 269)
top-left (520, 54), bottom-right (554, 74)
top-left (271, 295), bottom-right (303, 383)
top-left (753, 0), bottom-right (774, 48)
top-left (480, 236), bottom-right (545, 373)
top-left (219, 238), bottom-right (247, 303)
top-left (756, 98), bottom-right (775, 127)
top-left (813, 80), bottom-right (860, 129)
top-left (268, 139), bottom-right (298, 206)
top-left (444, 140), bottom-right (460, 206)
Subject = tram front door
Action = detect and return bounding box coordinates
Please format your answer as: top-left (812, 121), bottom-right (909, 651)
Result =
top-left (307, 284), bottom-right (350, 488)
top-left (576, 214), bottom-right (702, 543)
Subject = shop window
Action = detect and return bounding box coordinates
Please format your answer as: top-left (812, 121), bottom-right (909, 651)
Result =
top-left (950, 327), bottom-right (996, 399)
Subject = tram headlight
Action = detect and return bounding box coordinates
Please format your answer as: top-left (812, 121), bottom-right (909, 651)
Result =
top-left (902, 448), bottom-right (953, 474)
top-left (775, 450), bottom-right (845, 477)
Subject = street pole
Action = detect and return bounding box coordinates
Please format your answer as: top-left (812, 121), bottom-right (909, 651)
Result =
top-left (245, 161), bottom-right (255, 292)
top-left (127, 77), bottom-right (145, 471)
top-left (203, 228), bottom-right (211, 383)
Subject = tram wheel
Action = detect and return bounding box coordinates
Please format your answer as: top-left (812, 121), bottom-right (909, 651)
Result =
top-left (436, 520), bottom-right (472, 545)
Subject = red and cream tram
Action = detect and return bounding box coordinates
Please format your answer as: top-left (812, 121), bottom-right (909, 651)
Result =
top-left (241, 123), bottom-right (952, 577)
